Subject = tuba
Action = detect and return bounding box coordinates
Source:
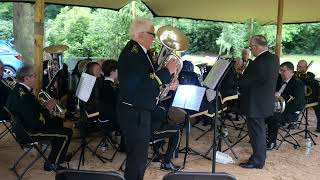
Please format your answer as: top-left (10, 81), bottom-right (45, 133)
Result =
top-left (38, 89), bottom-right (67, 118)
top-left (274, 96), bottom-right (286, 113)
top-left (156, 25), bottom-right (190, 100)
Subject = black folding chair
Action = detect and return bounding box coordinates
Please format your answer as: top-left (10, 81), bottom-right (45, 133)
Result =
top-left (163, 171), bottom-right (236, 180)
top-left (3, 107), bottom-right (56, 180)
top-left (56, 170), bottom-right (125, 180)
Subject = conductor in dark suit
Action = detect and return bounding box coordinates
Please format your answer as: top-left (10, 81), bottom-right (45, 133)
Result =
top-left (238, 35), bottom-right (279, 169)
top-left (266, 62), bottom-right (305, 150)
top-left (117, 18), bottom-right (178, 180)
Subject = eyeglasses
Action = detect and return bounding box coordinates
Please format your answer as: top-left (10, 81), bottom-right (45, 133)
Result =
top-left (142, 32), bottom-right (156, 38)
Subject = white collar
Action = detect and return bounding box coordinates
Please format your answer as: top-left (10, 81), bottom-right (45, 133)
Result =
top-left (137, 42), bottom-right (147, 54)
top-left (19, 82), bottom-right (32, 91)
top-left (104, 77), bottom-right (114, 83)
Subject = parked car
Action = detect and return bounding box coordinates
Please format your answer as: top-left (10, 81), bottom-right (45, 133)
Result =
top-left (0, 40), bottom-right (24, 78)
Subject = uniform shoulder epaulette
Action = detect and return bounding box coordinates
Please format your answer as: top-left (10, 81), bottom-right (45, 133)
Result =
top-left (130, 44), bottom-right (139, 54)
top-left (18, 87), bottom-right (26, 97)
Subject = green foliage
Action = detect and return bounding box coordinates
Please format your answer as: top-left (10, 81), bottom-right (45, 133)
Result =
top-left (0, 3), bottom-right (13, 20)
top-left (0, 19), bottom-right (13, 39)
top-left (45, 5), bottom-right (63, 20)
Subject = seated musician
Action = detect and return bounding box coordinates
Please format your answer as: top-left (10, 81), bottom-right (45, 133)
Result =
top-left (265, 62), bottom-right (305, 150)
top-left (296, 60), bottom-right (320, 132)
top-left (151, 105), bottom-right (182, 171)
top-left (81, 61), bottom-right (102, 119)
top-left (6, 65), bottom-right (73, 171)
top-left (0, 60), bottom-right (11, 120)
top-left (99, 60), bottom-right (118, 125)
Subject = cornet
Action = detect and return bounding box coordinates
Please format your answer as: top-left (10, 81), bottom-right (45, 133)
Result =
top-left (38, 89), bottom-right (67, 118)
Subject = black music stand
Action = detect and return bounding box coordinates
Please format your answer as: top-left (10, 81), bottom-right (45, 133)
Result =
top-left (171, 85), bottom-right (206, 169)
top-left (202, 57), bottom-right (234, 173)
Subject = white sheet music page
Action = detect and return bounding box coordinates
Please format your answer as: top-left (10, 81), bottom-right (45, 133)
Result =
top-left (172, 85), bottom-right (206, 111)
top-left (75, 72), bottom-right (96, 102)
top-left (203, 57), bottom-right (231, 89)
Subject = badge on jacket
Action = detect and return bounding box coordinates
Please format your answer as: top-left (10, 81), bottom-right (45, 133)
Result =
top-left (131, 45), bottom-right (139, 54)
top-left (19, 88), bottom-right (26, 97)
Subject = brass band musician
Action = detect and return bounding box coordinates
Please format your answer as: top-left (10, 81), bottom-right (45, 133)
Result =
top-left (265, 62), bottom-right (305, 150)
top-left (296, 60), bottom-right (320, 132)
top-left (6, 65), bottom-right (73, 171)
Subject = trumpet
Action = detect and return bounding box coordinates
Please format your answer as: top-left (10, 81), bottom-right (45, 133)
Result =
top-left (38, 89), bottom-right (67, 118)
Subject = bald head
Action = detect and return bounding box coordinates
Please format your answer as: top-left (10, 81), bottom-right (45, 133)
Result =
top-left (297, 60), bottom-right (308, 73)
top-left (249, 35), bottom-right (268, 57)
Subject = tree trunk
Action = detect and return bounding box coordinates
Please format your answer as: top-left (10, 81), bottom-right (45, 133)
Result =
top-left (13, 3), bottom-right (34, 63)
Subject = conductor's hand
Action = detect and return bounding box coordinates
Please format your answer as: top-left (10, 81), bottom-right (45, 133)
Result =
top-left (45, 99), bottom-right (56, 112)
top-left (165, 58), bottom-right (179, 75)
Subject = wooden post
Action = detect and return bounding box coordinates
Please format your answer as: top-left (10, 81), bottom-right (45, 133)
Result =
top-left (131, 1), bottom-right (136, 19)
top-left (249, 18), bottom-right (254, 46)
top-left (34, 0), bottom-right (44, 94)
top-left (275, 0), bottom-right (284, 58)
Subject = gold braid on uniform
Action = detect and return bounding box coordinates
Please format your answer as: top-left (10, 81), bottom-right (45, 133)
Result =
top-left (150, 73), bottom-right (162, 86)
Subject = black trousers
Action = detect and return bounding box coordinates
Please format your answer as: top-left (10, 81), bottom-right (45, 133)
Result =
top-left (246, 117), bottom-right (266, 166)
top-left (313, 105), bottom-right (320, 129)
top-left (117, 103), bottom-right (151, 180)
top-left (152, 123), bottom-right (180, 163)
top-left (30, 127), bottom-right (73, 165)
top-left (30, 117), bottom-right (73, 165)
top-left (266, 113), bottom-right (299, 143)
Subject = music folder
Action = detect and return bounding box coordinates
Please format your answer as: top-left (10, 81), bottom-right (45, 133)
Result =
top-left (203, 57), bottom-right (232, 90)
top-left (172, 85), bottom-right (206, 111)
top-left (75, 72), bottom-right (96, 102)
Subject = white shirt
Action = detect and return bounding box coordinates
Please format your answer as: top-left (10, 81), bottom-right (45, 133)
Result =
top-left (19, 82), bottom-right (32, 91)
top-left (104, 77), bottom-right (114, 83)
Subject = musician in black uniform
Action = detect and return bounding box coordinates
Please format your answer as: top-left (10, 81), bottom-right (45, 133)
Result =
top-left (0, 60), bottom-right (11, 120)
top-left (6, 65), bottom-right (73, 171)
top-left (266, 62), bottom-right (305, 150)
top-left (100, 60), bottom-right (118, 124)
top-left (296, 60), bottom-right (320, 132)
top-left (151, 106), bottom-right (181, 171)
top-left (238, 35), bottom-right (279, 169)
top-left (117, 18), bottom-right (178, 180)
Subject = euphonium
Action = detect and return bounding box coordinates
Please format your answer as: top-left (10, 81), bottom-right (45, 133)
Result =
top-left (156, 25), bottom-right (190, 101)
top-left (274, 96), bottom-right (286, 113)
top-left (38, 89), bottom-right (67, 118)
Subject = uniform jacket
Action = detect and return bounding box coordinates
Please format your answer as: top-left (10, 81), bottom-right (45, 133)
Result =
top-left (118, 40), bottom-right (171, 110)
top-left (277, 77), bottom-right (305, 114)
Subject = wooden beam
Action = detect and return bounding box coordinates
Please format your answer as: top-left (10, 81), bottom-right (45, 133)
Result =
top-left (275, 0), bottom-right (284, 57)
top-left (34, 0), bottom-right (44, 94)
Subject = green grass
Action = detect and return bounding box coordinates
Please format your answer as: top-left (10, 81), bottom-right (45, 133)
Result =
top-left (281, 54), bottom-right (320, 78)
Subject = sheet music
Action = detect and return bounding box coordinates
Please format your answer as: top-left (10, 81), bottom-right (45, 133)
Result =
top-left (172, 85), bottom-right (206, 111)
top-left (75, 72), bottom-right (96, 102)
top-left (203, 57), bottom-right (231, 89)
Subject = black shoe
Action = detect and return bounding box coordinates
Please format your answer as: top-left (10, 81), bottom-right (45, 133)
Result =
top-left (160, 161), bottom-right (180, 171)
top-left (266, 142), bottom-right (277, 150)
top-left (239, 162), bottom-right (264, 169)
top-left (43, 162), bottom-right (67, 171)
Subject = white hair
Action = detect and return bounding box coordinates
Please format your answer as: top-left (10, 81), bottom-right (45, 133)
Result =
top-left (130, 18), bottom-right (153, 40)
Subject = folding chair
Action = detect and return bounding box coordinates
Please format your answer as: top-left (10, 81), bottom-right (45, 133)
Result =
top-left (276, 120), bottom-right (301, 150)
top-left (163, 171), bottom-right (236, 180)
top-left (56, 170), bottom-right (125, 180)
top-left (291, 102), bottom-right (318, 145)
top-left (0, 108), bottom-right (16, 140)
top-left (3, 107), bottom-right (56, 180)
